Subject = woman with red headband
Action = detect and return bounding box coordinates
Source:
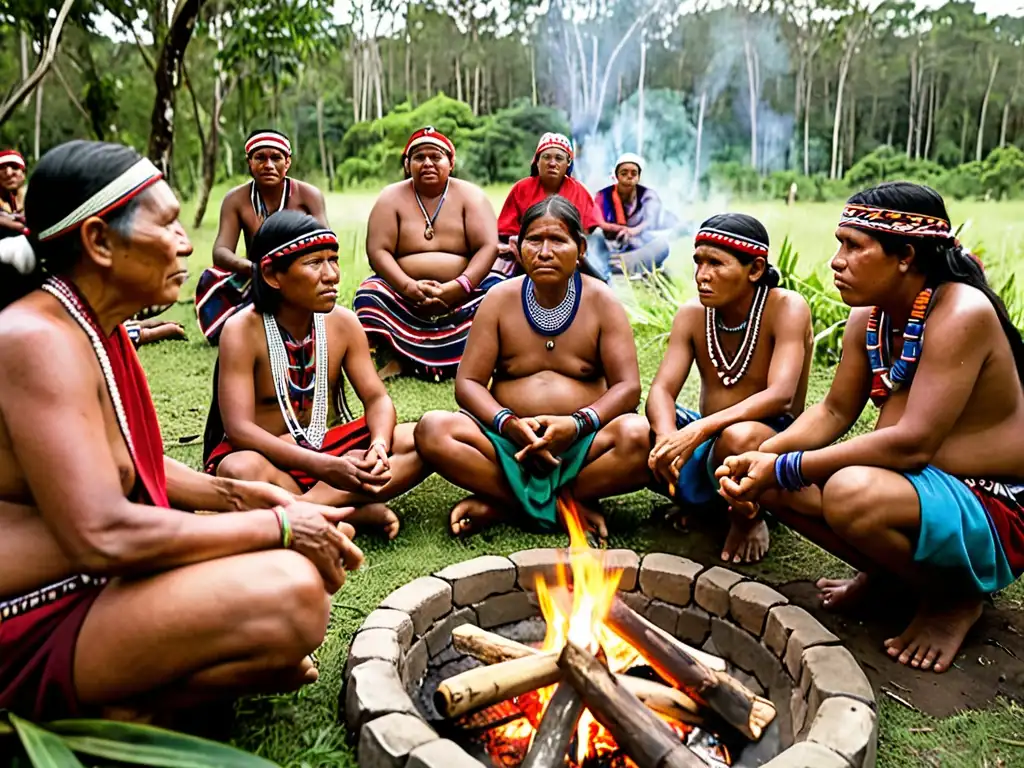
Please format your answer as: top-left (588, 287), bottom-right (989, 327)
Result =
top-left (0, 149), bottom-right (27, 237)
top-left (0, 140), bottom-right (362, 723)
top-left (717, 182), bottom-right (1024, 675)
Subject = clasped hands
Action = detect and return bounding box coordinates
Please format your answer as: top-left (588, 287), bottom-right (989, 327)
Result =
top-left (506, 415), bottom-right (579, 473)
top-left (403, 278), bottom-right (464, 313)
top-left (314, 441), bottom-right (392, 495)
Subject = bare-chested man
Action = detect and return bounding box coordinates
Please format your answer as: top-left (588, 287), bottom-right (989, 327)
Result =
top-left (0, 149), bottom-right (26, 237)
top-left (717, 182), bottom-right (1024, 673)
top-left (206, 210), bottom-right (429, 539)
top-left (646, 213), bottom-right (812, 564)
top-left (415, 196), bottom-right (649, 539)
top-left (195, 129), bottom-right (328, 344)
top-left (353, 127), bottom-right (502, 381)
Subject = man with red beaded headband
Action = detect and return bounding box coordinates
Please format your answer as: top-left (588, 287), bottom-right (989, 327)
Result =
top-left (643, 213), bottom-right (812, 564)
top-left (353, 126), bottom-right (503, 381)
top-left (206, 210), bottom-right (429, 539)
top-left (716, 182), bottom-right (1024, 674)
top-left (0, 149), bottom-right (27, 238)
top-left (195, 129), bottom-right (328, 344)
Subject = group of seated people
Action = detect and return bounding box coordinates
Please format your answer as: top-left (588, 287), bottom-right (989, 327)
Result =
top-left (0, 135), bottom-right (1021, 731)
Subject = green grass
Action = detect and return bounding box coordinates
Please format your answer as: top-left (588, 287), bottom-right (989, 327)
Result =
top-left (139, 186), bottom-right (1024, 767)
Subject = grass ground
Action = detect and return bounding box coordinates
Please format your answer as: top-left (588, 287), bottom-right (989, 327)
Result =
top-left (141, 185), bottom-right (1024, 767)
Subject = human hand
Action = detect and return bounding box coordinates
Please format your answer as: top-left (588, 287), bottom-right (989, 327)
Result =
top-left (281, 500), bottom-right (365, 593)
top-left (517, 414), bottom-right (578, 460)
top-left (402, 279), bottom-right (429, 304)
top-left (505, 416), bottom-right (561, 470)
top-left (714, 451), bottom-right (780, 505)
top-left (648, 423), bottom-right (707, 485)
top-left (365, 439), bottom-right (391, 475)
top-left (229, 479), bottom-right (297, 511)
top-left (318, 453), bottom-right (392, 494)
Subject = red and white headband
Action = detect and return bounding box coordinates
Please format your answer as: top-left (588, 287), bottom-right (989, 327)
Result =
top-left (694, 227), bottom-right (769, 258)
top-left (245, 132), bottom-right (292, 157)
top-left (0, 150), bottom-right (25, 169)
top-left (403, 126), bottom-right (455, 162)
top-left (259, 228), bottom-right (338, 267)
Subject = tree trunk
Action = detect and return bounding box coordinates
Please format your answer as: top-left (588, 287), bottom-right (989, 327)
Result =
top-left (915, 73), bottom-right (927, 159)
top-left (316, 96), bottom-right (328, 188)
top-left (803, 67), bottom-right (813, 176)
top-left (906, 49), bottom-right (917, 158)
top-left (473, 63), bottom-right (481, 114)
top-left (147, 0), bottom-right (205, 181)
top-left (744, 34), bottom-right (760, 170)
top-left (404, 8), bottom-right (412, 99)
top-left (846, 91), bottom-right (856, 170)
top-left (637, 29), bottom-right (647, 156)
top-left (455, 57), bottom-right (463, 103)
top-left (374, 42), bottom-right (384, 120)
top-left (33, 78), bottom-right (44, 161)
top-left (192, 23), bottom-right (227, 229)
top-left (926, 77), bottom-right (937, 158)
top-left (530, 45), bottom-right (537, 106)
top-left (977, 56), bottom-right (1000, 162)
top-left (0, 0), bottom-right (76, 126)
top-left (960, 105), bottom-right (970, 163)
top-left (830, 18), bottom-right (867, 180)
top-left (19, 29), bottom-right (29, 80)
top-left (694, 89), bottom-right (706, 193)
top-left (425, 58), bottom-right (432, 98)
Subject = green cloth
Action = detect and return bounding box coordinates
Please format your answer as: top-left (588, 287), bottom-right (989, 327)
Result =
top-left (482, 427), bottom-right (597, 531)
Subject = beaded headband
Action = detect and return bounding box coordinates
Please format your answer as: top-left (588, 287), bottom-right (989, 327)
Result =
top-left (38, 158), bottom-right (163, 242)
top-left (695, 227), bottom-right (769, 258)
top-left (245, 132), bottom-right (291, 157)
top-left (0, 150), bottom-right (25, 169)
top-left (258, 228), bottom-right (339, 267)
top-left (838, 204), bottom-right (952, 239)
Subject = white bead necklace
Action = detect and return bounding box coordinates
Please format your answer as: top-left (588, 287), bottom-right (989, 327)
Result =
top-left (705, 284), bottom-right (768, 387)
top-left (263, 312), bottom-right (329, 450)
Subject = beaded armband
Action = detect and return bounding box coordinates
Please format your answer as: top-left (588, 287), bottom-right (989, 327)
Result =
top-left (455, 274), bottom-right (474, 294)
top-left (571, 407), bottom-right (601, 440)
top-left (493, 407), bottom-right (516, 435)
top-left (774, 451), bottom-right (808, 492)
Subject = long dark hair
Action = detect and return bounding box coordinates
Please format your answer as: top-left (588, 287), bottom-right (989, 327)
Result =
top-left (249, 210), bottom-right (324, 314)
top-left (518, 196), bottom-right (586, 251)
top-left (0, 141), bottom-right (147, 309)
top-left (847, 181), bottom-right (1024, 386)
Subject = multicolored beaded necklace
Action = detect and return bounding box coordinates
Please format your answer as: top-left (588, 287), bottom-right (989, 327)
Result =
top-left (522, 269), bottom-right (582, 350)
top-left (705, 284), bottom-right (768, 387)
top-left (263, 312), bottom-right (328, 449)
top-left (865, 286), bottom-right (935, 406)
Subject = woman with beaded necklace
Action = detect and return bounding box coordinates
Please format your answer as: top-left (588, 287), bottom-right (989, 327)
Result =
top-left (415, 196), bottom-right (649, 539)
top-left (717, 182), bottom-right (1024, 674)
top-left (0, 141), bottom-right (362, 723)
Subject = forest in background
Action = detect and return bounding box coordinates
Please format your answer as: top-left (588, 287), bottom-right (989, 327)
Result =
top-left (3, 0), bottom-right (1024, 226)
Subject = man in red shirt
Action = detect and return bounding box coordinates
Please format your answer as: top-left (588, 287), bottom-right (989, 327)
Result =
top-left (497, 133), bottom-right (612, 281)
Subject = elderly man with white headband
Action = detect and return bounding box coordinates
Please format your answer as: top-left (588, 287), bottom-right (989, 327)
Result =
top-left (195, 128), bottom-right (329, 344)
top-left (590, 152), bottom-right (679, 279)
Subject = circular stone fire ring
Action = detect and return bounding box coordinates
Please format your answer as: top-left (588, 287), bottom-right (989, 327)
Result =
top-left (341, 551), bottom-right (878, 768)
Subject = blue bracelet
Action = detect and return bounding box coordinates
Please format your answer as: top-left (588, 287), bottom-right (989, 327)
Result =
top-left (493, 408), bottom-right (515, 435)
top-left (776, 451), bottom-right (808, 492)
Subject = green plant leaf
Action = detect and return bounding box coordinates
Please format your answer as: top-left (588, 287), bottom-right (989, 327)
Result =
top-left (9, 714), bottom-right (86, 768)
top-left (46, 720), bottom-right (280, 768)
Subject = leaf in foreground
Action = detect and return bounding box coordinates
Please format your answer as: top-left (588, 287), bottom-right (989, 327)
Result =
top-left (9, 714), bottom-right (86, 768)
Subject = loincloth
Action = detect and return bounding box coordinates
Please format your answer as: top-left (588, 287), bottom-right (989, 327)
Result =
top-left (195, 267), bottom-right (253, 345)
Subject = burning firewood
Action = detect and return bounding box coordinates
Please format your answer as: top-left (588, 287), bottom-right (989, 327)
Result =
top-left (558, 642), bottom-right (706, 768)
top-left (520, 683), bottom-right (585, 768)
top-left (606, 600), bottom-right (776, 741)
top-left (435, 652), bottom-right (562, 719)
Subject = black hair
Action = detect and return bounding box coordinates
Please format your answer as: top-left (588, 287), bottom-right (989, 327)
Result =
top-left (249, 210), bottom-right (333, 314)
top-left (0, 140), bottom-right (148, 309)
top-left (518, 196), bottom-right (586, 251)
top-left (697, 212), bottom-right (780, 288)
top-left (847, 181), bottom-right (1024, 386)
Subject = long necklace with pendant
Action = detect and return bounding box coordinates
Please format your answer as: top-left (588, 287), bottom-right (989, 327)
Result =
top-left (415, 179), bottom-right (449, 241)
top-left (705, 284), bottom-right (768, 387)
top-left (522, 270), bottom-right (582, 351)
top-left (264, 312), bottom-right (329, 449)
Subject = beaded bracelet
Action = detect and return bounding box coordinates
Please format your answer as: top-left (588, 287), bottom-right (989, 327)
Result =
top-left (272, 505), bottom-right (293, 549)
top-left (455, 274), bottom-right (474, 294)
top-left (571, 407), bottom-right (601, 439)
top-left (774, 451), bottom-right (808, 492)
top-left (493, 407), bottom-right (516, 435)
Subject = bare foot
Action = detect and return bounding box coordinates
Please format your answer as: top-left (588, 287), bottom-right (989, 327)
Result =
top-left (450, 496), bottom-right (504, 537)
top-left (883, 596), bottom-right (983, 672)
top-left (346, 503), bottom-right (400, 540)
top-left (300, 654), bottom-right (319, 684)
top-left (816, 572), bottom-right (871, 611)
top-left (377, 359), bottom-right (403, 381)
top-left (721, 518), bottom-right (770, 564)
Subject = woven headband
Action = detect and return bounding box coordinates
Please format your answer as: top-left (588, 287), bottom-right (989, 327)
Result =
top-left (259, 228), bottom-right (338, 267)
top-left (839, 204), bottom-right (952, 239)
top-left (695, 227), bottom-right (769, 258)
top-left (246, 132), bottom-right (291, 157)
top-left (38, 158), bottom-right (163, 242)
top-left (0, 150), bottom-right (25, 169)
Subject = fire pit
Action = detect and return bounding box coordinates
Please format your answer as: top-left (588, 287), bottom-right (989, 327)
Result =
top-left (343, 514), bottom-right (877, 768)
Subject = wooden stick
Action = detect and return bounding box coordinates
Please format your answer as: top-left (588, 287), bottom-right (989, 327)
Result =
top-left (520, 683), bottom-right (584, 768)
top-left (608, 599), bottom-right (728, 673)
top-left (434, 653), bottom-right (561, 719)
top-left (558, 642), bottom-right (706, 768)
top-left (606, 599), bottom-right (776, 741)
top-left (451, 625), bottom-right (703, 723)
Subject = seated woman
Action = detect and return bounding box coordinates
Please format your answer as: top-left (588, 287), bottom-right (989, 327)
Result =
top-left (415, 197), bottom-right (649, 539)
top-left (0, 141), bottom-right (362, 723)
top-left (717, 182), bottom-right (1024, 673)
top-left (353, 127), bottom-right (504, 381)
top-left (205, 210), bottom-right (429, 540)
top-left (646, 213), bottom-right (812, 563)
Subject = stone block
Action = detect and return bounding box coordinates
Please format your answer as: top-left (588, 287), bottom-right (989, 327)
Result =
top-left (733, 669), bottom-right (764, 696)
top-left (620, 590), bottom-right (651, 616)
top-left (760, 741), bottom-right (850, 768)
top-left (358, 609), bottom-right (415, 651)
top-left (424, 607), bottom-right (476, 656)
top-left (638, 553), bottom-right (704, 606)
top-left (407, 739), bottom-right (482, 768)
top-left (710, 617), bottom-right (784, 691)
top-left (402, 639), bottom-right (429, 692)
top-left (435, 556), bottom-right (516, 606)
top-left (358, 712), bottom-right (437, 768)
top-left (381, 577), bottom-right (453, 635)
top-left (729, 581), bottom-right (788, 636)
top-left (510, 548), bottom-right (568, 591)
top-left (474, 591), bottom-right (537, 628)
top-left (644, 600), bottom-right (683, 635)
top-left (765, 605), bottom-right (838, 669)
top-left (345, 660), bottom-right (421, 730)
top-left (604, 549), bottom-right (639, 591)
top-left (694, 567), bottom-right (745, 617)
top-left (790, 687), bottom-right (809, 742)
top-left (345, 628), bottom-right (401, 677)
top-left (675, 605), bottom-right (711, 645)
top-left (808, 696), bottom-right (878, 768)
top-left (800, 645), bottom-right (875, 724)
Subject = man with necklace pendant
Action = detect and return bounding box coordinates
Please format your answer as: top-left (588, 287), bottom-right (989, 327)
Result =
top-left (195, 129), bottom-right (329, 344)
top-left (645, 213), bottom-right (812, 564)
top-left (353, 127), bottom-right (504, 381)
top-left (717, 182), bottom-right (1024, 673)
top-left (415, 197), bottom-right (649, 539)
top-left (205, 211), bottom-right (429, 539)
